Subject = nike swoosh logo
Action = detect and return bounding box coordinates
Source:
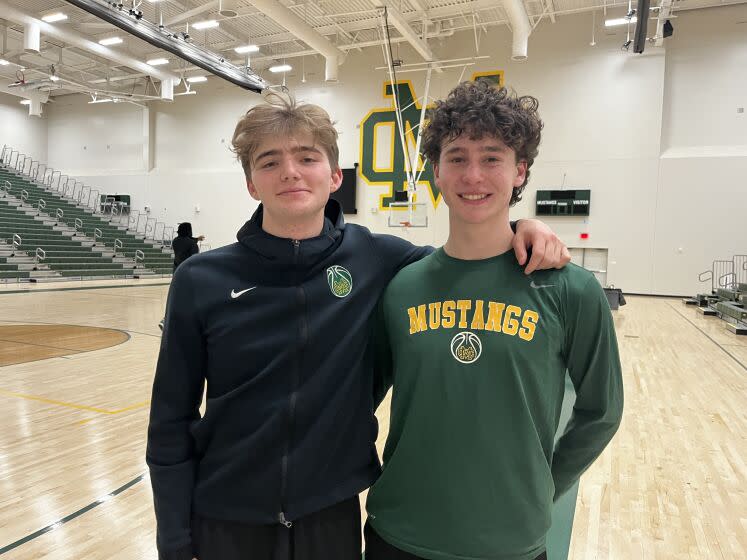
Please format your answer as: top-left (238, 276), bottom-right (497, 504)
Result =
top-left (530, 280), bottom-right (555, 289)
top-left (231, 287), bottom-right (257, 299)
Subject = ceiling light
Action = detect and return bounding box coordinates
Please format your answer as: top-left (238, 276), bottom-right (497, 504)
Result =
top-left (187, 76), bottom-right (208, 83)
top-left (0, 59), bottom-right (9, 65)
top-left (49, 75), bottom-right (61, 82)
top-left (269, 64), bottom-right (292, 73)
top-left (99, 37), bottom-right (124, 46)
top-left (20, 100), bottom-right (31, 105)
top-left (192, 20), bottom-right (219, 30)
top-left (42, 12), bottom-right (68, 23)
top-left (147, 57), bottom-right (169, 65)
top-left (89, 98), bottom-right (113, 104)
top-left (235, 45), bottom-right (260, 54)
top-left (605, 16), bottom-right (637, 26)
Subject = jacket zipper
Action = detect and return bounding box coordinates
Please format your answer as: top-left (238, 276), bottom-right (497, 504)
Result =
top-left (279, 239), bottom-right (304, 528)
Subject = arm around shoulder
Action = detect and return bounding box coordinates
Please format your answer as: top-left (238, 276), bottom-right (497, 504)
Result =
top-left (369, 232), bottom-right (433, 276)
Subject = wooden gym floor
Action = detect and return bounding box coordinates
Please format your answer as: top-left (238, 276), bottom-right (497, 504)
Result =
top-left (0, 282), bottom-right (745, 559)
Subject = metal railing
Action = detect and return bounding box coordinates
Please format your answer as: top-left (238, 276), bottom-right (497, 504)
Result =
top-left (734, 255), bottom-right (747, 286)
top-left (136, 213), bottom-right (148, 235)
top-left (114, 239), bottom-right (123, 255)
top-left (12, 234), bottom-right (21, 256)
top-left (55, 208), bottom-right (65, 224)
top-left (94, 228), bottom-right (103, 244)
top-left (89, 189), bottom-right (100, 214)
top-left (145, 218), bottom-right (156, 239)
top-left (74, 218), bottom-right (83, 236)
top-left (111, 201), bottom-right (121, 222)
top-left (37, 198), bottom-right (46, 215)
top-left (135, 249), bottom-right (145, 268)
top-left (2, 145), bottom-right (177, 253)
top-left (154, 222), bottom-right (165, 244)
top-left (78, 185), bottom-right (89, 205)
top-left (162, 226), bottom-right (174, 248)
top-left (34, 247), bottom-right (46, 268)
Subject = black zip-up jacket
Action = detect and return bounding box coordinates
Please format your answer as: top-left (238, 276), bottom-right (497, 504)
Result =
top-left (146, 200), bottom-right (429, 560)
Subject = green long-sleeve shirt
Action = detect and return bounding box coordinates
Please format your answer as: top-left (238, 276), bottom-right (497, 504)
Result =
top-left (367, 248), bottom-right (624, 560)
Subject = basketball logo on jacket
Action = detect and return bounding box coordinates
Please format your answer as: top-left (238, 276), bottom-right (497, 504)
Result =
top-left (327, 265), bottom-right (353, 298)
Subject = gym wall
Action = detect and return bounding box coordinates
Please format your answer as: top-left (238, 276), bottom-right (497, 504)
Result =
top-left (1, 4), bottom-right (744, 295)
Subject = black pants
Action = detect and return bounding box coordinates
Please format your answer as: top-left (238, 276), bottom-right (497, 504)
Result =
top-left (192, 496), bottom-right (361, 560)
top-left (364, 523), bottom-right (547, 560)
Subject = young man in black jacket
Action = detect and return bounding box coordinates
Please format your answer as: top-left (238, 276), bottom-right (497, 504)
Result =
top-left (146, 93), bottom-right (571, 560)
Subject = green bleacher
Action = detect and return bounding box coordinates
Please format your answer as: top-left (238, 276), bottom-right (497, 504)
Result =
top-left (715, 301), bottom-right (747, 322)
top-left (0, 166), bottom-right (174, 280)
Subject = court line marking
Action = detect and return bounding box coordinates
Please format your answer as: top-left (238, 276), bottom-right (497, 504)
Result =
top-left (0, 282), bottom-right (170, 296)
top-left (668, 303), bottom-right (746, 372)
top-left (0, 335), bottom-right (129, 355)
top-left (0, 319), bottom-right (162, 339)
top-left (0, 473), bottom-right (146, 556)
top-left (0, 389), bottom-right (150, 415)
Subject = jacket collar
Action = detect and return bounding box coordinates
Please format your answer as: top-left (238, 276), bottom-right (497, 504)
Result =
top-left (236, 199), bottom-right (344, 273)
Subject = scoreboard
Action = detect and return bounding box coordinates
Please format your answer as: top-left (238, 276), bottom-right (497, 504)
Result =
top-left (535, 189), bottom-right (590, 216)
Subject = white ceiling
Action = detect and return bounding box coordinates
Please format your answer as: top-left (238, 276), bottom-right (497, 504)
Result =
top-left (0, 0), bottom-right (744, 100)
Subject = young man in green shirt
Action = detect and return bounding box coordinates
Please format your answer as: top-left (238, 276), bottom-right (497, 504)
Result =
top-left (366, 81), bottom-right (624, 560)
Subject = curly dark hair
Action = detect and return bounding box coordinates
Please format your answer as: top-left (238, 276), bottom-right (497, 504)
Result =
top-left (422, 80), bottom-right (543, 206)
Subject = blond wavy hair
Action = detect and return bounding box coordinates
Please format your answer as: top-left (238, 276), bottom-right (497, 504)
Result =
top-left (232, 92), bottom-right (340, 180)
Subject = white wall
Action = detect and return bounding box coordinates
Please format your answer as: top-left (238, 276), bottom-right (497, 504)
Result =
top-left (654, 5), bottom-right (747, 294)
top-left (0, 92), bottom-right (47, 162)
top-left (41, 3), bottom-right (747, 295)
top-left (47, 98), bottom-right (146, 172)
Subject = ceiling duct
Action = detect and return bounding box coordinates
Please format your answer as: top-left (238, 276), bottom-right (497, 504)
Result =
top-left (61, 0), bottom-right (266, 92)
top-left (23, 21), bottom-right (40, 52)
top-left (503, 0), bottom-right (531, 61)
top-left (218, 0), bottom-right (239, 18)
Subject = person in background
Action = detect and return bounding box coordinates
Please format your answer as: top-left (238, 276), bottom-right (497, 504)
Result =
top-left (158, 222), bottom-right (205, 331)
top-left (172, 222), bottom-right (205, 272)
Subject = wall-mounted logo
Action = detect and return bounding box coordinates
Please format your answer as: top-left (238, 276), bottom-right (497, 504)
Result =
top-left (359, 80), bottom-right (439, 211)
top-left (359, 73), bottom-right (504, 212)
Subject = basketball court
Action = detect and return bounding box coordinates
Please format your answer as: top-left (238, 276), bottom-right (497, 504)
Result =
top-left (0, 281), bottom-right (745, 558)
top-left (1, 0), bottom-right (746, 557)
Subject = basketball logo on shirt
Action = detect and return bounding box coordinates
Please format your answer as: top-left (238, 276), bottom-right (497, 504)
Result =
top-left (327, 265), bottom-right (353, 298)
top-left (451, 332), bottom-right (482, 364)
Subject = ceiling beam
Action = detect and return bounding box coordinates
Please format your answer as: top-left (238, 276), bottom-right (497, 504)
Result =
top-left (165, 1), bottom-right (219, 26)
top-left (369, 0), bottom-right (434, 62)
top-left (0, 1), bottom-right (180, 83)
top-left (545, 0), bottom-right (556, 23)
